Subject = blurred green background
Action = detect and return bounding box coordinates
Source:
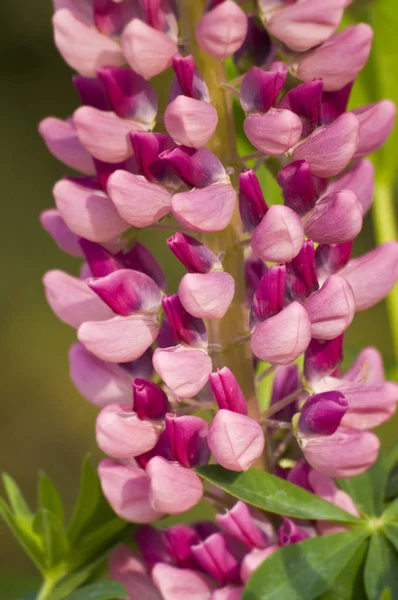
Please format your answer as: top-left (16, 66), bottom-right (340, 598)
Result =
top-left (0, 1), bottom-right (397, 597)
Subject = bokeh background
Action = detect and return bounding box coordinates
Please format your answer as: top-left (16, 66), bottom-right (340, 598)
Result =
top-left (0, 1), bottom-right (397, 597)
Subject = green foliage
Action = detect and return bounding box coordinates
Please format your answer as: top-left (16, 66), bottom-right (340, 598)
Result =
top-left (196, 465), bottom-right (362, 524)
top-left (0, 458), bottom-right (131, 600)
top-left (364, 534), bottom-right (398, 600)
top-left (337, 454), bottom-right (387, 517)
top-left (64, 581), bottom-right (126, 600)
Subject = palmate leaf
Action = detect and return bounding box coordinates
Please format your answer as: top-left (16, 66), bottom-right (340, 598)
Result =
top-left (196, 465), bottom-right (362, 524)
top-left (337, 454), bottom-right (388, 517)
top-left (319, 540), bottom-right (368, 600)
top-left (242, 528), bottom-right (368, 600)
top-left (364, 534), bottom-right (398, 600)
top-left (64, 581), bottom-right (127, 600)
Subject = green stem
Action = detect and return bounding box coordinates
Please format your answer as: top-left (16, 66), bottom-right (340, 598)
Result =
top-left (372, 180), bottom-right (398, 359)
top-left (36, 575), bottom-right (59, 600)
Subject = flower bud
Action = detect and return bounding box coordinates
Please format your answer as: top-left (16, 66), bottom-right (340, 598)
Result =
top-left (133, 378), bottom-right (169, 420)
top-left (153, 345), bottom-right (212, 399)
top-left (326, 159), bottom-right (375, 216)
top-left (178, 272), bottom-right (235, 319)
top-left (280, 79), bottom-right (323, 137)
top-left (172, 183), bottom-right (237, 232)
top-left (240, 67), bottom-right (287, 114)
top-left (164, 524), bottom-right (200, 568)
top-left (196, 0), bottom-right (248, 60)
top-left (216, 501), bottom-right (267, 550)
top-left (277, 161), bottom-right (319, 216)
top-left (251, 204), bottom-right (304, 263)
top-left (321, 82), bottom-right (353, 125)
top-left (285, 240), bottom-right (319, 303)
top-left (295, 24), bottom-right (373, 92)
top-left (191, 532), bottom-right (241, 585)
top-left (40, 209), bottom-right (83, 256)
top-left (315, 242), bottom-right (353, 283)
top-left (168, 232), bottom-right (222, 273)
top-left (79, 239), bottom-right (121, 277)
top-left (278, 518), bottom-right (309, 546)
top-left (38, 117), bottom-right (95, 175)
top-left (244, 108), bottom-right (303, 156)
top-left (304, 275), bottom-right (355, 340)
top-left (352, 100), bottom-right (396, 159)
top-left (250, 265), bottom-right (286, 329)
top-left (209, 367), bottom-right (248, 416)
top-left (171, 54), bottom-right (210, 102)
top-left (304, 190), bottom-right (363, 245)
top-left (165, 413), bottom-right (210, 468)
top-left (118, 242), bottom-right (166, 291)
top-left (304, 336), bottom-right (344, 382)
top-left (162, 294), bottom-right (208, 348)
top-left (147, 456), bottom-right (204, 514)
top-left (292, 113), bottom-right (359, 178)
top-left (72, 75), bottom-right (110, 111)
top-left (165, 96), bottom-right (218, 148)
top-left (298, 391), bottom-right (348, 436)
top-left (208, 410), bottom-right (264, 471)
top-left (160, 146), bottom-right (226, 188)
top-left (239, 169), bottom-right (268, 232)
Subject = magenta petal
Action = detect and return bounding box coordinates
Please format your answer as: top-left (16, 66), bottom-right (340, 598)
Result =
top-left (40, 209), bottom-right (83, 256)
top-left (304, 275), bottom-right (355, 340)
top-left (160, 146), bottom-right (226, 188)
top-left (301, 426), bottom-right (380, 478)
top-left (298, 391), bottom-right (348, 436)
top-left (43, 270), bottom-right (113, 328)
top-left (96, 404), bottom-right (160, 459)
top-left (166, 413), bottom-right (210, 468)
top-left (326, 159), bottom-right (375, 216)
top-left (147, 457), bottom-right (204, 514)
top-left (78, 314), bottom-right (159, 362)
top-left (209, 367), bottom-right (248, 416)
top-left (98, 459), bottom-right (164, 523)
top-left (196, 0), bottom-right (248, 60)
top-left (240, 67), bottom-right (287, 114)
top-left (87, 269), bottom-right (161, 316)
top-left (108, 171), bottom-right (172, 228)
top-left (178, 272), bottom-right (235, 319)
top-left (244, 109), bottom-right (303, 156)
top-left (208, 410), bottom-right (265, 472)
top-left (216, 501), bottom-right (267, 550)
top-left (69, 343), bottom-right (133, 407)
top-left (38, 117), bottom-right (95, 174)
top-left (251, 302), bottom-right (311, 365)
top-left (303, 191), bottom-right (363, 244)
top-left (168, 232), bottom-right (222, 274)
top-left (339, 242), bottom-right (398, 311)
top-left (251, 205), bottom-right (304, 263)
top-left (152, 345), bottom-right (212, 399)
top-left (172, 183), bottom-right (237, 232)
top-left (191, 532), bottom-right (241, 585)
top-left (52, 8), bottom-right (124, 77)
top-left (165, 96), bottom-right (218, 148)
top-left (53, 177), bottom-right (129, 242)
top-left (122, 19), bottom-right (178, 80)
top-left (152, 563), bottom-right (215, 600)
top-left (352, 100), bottom-right (396, 159)
top-left (292, 113), bottom-right (359, 178)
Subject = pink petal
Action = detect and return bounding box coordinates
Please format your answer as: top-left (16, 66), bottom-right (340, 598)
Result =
top-left (78, 313), bottom-right (159, 362)
top-left (178, 272), bottom-right (235, 319)
top-left (122, 19), bottom-right (178, 80)
top-left (152, 563), bottom-right (215, 600)
top-left (98, 458), bottom-right (164, 523)
top-left (107, 171), bottom-right (172, 228)
top-left (344, 347), bottom-right (385, 385)
top-left (308, 470), bottom-right (359, 535)
top-left (304, 275), bottom-right (355, 340)
top-left (326, 159), bottom-right (375, 216)
top-left (38, 117), bottom-right (95, 174)
top-left (73, 106), bottom-right (138, 163)
top-left (333, 380), bottom-right (398, 430)
top-left (109, 545), bottom-right (163, 600)
top-left (304, 190), bottom-right (363, 244)
top-left (152, 345), bottom-right (212, 399)
top-left (165, 96), bottom-right (218, 148)
top-left (40, 209), bottom-right (83, 256)
top-left (208, 410), bottom-right (265, 472)
top-left (211, 587), bottom-right (244, 600)
top-left (196, 0), bottom-right (248, 60)
top-left (301, 426), bottom-right (380, 478)
top-left (172, 183), bottom-right (237, 232)
top-left (53, 177), bottom-right (129, 242)
top-left (147, 457), bottom-right (204, 514)
top-left (339, 242), bottom-right (398, 311)
top-left (53, 0), bottom-right (93, 24)
top-left (352, 100), bottom-right (396, 159)
top-left (43, 269), bottom-right (113, 328)
top-left (292, 113), bottom-right (359, 178)
top-left (240, 546), bottom-right (279, 584)
top-left (96, 404), bottom-right (160, 459)
top-left (52, 8), bottom-right (124, 77)
top-left (244, 109), bottom-right (303, 156)
top-left (69, 342), bottom-right (133, 407)
top-left (251, 204), bottom-right (304, 263)
top-left (251, 302), bottom-right (312, 365)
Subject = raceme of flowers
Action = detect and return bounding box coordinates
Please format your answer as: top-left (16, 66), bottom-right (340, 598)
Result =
top-left (40, 1), bottom-right (398, 598)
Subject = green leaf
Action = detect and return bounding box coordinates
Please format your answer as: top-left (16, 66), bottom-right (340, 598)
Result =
top-left (48, 556), bottom-right (108, 600)
top-left (384, 524), bottom-right (398, 552)
top-left (385, 462), bottom-right (398, 502)
top-left (319, 539), bottom-right (368, 600)
top-left (64, 581), bottom-right (127, 600)
top-left (33, 509), bottom-right (69, 568)
top-left (364, 534), bottom-right (398, 600)
top-left (2, 473), bottom-right (33, 525)
top-left (196, 465), bottom-right (362, 524)
top-left (242, 529), bottom-right (367, 600)
top-left (337, 454), bottom-right (387, 516)
top-left (379, 589), bottom-right (392, 600)
top-left (0, 498), bottom-right (45, 572)
top-left (38, 472), bottom-right (64, 523)
top-left (383, 497), bottom-right (398, 523)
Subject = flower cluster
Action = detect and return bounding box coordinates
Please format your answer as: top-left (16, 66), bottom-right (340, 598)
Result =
top-left (40, 0), bottom-right (398, 591)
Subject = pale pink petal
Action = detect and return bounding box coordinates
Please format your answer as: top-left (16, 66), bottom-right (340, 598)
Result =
top-left (308, 470), bottom-right (359, 535)
top-left (172, 183), bottom-right (237, 232)
top-left (109, 545), bottom-right (163, 600)
top-left (251, 204), bottom-right (304, 263)
top-left (208, 410), bottom-right (265, 472)
top-left (152, 563), bottom-right (215, 600)
top-left (78, 313), bottom-right (159, 362)
top-left (147, 457), bottom-right (204, 514)
top-left (196, 0), bottom-right (248, 60)
top-left (240, 546), bottom-right (279, 584)
top-left (107, 171), bottom-right (172, 228)
top-left (344, 347), bottom-right (385, 384)
top-left (211, 586), bottom-right (244, 600)
top-left (251, 302), bottom-right (312, 365)
top-left (352, 100), bottom-right (396, 159)
top-left (53, 8), bottom-right (124, 77)
top-left (43, 269), bottom-right (113, 328)
top-left (165, 96), bottom-right (218, 148)
top-left (178, 272), bottom-right (235, 319)
top-left (39, 117), bottom-right (95, 174)
top-left (304, 275), bottom-right (355, 340)
top-left (303, 191), bottom-right (363, 244)
top-left (326, 159), bottom-right (375, 216)
top-left (337, 380), bottom-right (398, 430)
top-left (152, 345), bottom-right (212, 399)
top-left (40, 209), bottom-right (83, 256)
top-left (244, 109), bottom-right (303, 156)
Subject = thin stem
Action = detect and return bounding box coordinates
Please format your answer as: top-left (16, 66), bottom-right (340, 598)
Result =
top-left (149, 223), bottom-right (194, 235)
top-left (239, 150), bottom-right (264, 162)
top-left (273, 432), bottom-right (295, 466)
top-left (204, 490), bottom-right (233, 510)
top-left (256, 364), bottom-right (277, 384)
top-left (372, 181), bottom-right (398, 359)
top-left (260, 419), bottom-right (292, 430)
top-left (36, 572), bottom-right (63, 600)
top-left (220, 83), bottom-right (241, 98)
top-left (262, 389), bottom-right (304, 419)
